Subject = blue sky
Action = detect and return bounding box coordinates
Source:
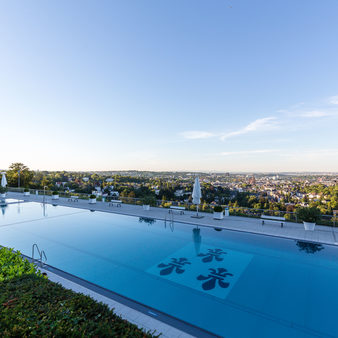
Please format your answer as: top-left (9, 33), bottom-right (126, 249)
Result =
top-left (1, 0), bottom-right (338, 172)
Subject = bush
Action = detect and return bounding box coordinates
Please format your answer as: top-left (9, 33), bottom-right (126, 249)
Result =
top-left (0, 275), bottom-right (155, 337)
top-left (213, 206), bottom-right (223, 213)
top-left (0, 248), bottom-right (41, 282)
top-left (0, 186), bottom-right (7, 193)
top-left (52, 191), bottom-right (59, 195)
top-left (89, 194), bottom-right (96, 199)
top-left (189, 204), bottom-right (197, 211)
top-left (141, 195), bottom-right (157, 207)
top-left (0, 247), bottom-right (156, 337)
top-left (296, 207), bottom-right (321, 223)
top-left (24, 188), bottom-right (29, 192)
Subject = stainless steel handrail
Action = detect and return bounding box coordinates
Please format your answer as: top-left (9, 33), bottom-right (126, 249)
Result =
top-left (32, 243), bottom-right (47, 267)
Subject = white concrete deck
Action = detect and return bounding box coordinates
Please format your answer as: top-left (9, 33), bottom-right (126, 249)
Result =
top-left (9, 192), bottom-right (338, 246)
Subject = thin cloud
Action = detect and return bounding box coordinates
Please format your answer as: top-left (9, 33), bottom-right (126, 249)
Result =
top-left (220, 117), bottom-right (278, 140)
top-left (279, 149), bottom-right (338, 159)
top-left (329, 95), bottom-right (338, 105)
top-left (180, 131), bottom-right (215, 140)
top-left (220, 149), bottom-right (277, 156)
top-left (181, 117), bottom-right (280, 141)
top-left (300, 110), bottom-right (330, 118)
top-left (277, 102), bottom-right (305, 113)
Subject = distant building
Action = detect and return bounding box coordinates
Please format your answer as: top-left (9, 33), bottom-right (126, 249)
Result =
top-left (174, 189), bottom-right (184, 197)
top-left (249, 176), bottom-right (256, 185)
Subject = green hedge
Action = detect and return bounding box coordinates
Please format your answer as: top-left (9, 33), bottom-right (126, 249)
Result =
top-left (0, 247), bottom-right (41, 282)
top-left (0, 247), bottom-right (157, 337)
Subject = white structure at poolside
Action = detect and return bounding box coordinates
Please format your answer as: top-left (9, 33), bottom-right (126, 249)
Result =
top-left (0, 172), bottom-right (7, 205)
top-left (192, 176), bottom-right (202, 218)
top-left (1, 172), bottom-right (7, 189)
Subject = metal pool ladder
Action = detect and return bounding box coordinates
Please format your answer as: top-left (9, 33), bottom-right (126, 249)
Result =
top-left (32, 243), bottom-right (47, 267)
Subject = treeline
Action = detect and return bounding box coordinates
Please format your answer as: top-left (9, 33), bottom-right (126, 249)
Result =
top-left (3, 163), bottom-right (338, 215)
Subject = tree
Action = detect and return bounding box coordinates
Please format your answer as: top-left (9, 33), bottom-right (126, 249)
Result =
top-left (120, 189), bottom-right (129, 198)
top-left (41, 176), bottom-right (53, 189)
top-left (6, 163), bottom-right (33, 187)
top-left (128, 191), bottom-right (135, 198)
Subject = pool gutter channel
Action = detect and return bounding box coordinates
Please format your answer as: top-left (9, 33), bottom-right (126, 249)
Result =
top-left (20, 252), bottom-right (220, 338)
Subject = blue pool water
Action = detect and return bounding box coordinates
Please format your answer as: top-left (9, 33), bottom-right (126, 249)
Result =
top-left (1, 202), bottom-right (338, 337)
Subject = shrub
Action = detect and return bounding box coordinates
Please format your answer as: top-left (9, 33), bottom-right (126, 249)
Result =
top-left (89, 194), bottom-right (96, 199)
top-left (296, 207), bottom-right (321, 223)
top-left (0, 186), bottom-right (7, 193)
top-left (0, 274), bottom-right (156, 337)
top-left (52, 191), bottom-right (59, 195)
top-left (0, 247), bottom-right (41, 282)
top-left (213, 206), bottom-right (223, 213)
top-left (24, 188), bottom-right (29, 192)
top-left (0, 247), bottom-right (156, 337)
top-left (141, 195), bottom-right (157, 207)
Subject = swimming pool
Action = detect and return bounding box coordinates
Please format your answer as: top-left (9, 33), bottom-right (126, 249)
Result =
top-left (1, 201), bottom-right (337, 337)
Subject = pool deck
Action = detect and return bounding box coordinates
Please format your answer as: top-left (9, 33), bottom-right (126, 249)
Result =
top-left (6, 192), bottom-right (338, 338)
top-left (8, 192), bottom-right (338, 246)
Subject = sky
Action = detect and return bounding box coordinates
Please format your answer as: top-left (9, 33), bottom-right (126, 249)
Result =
top-left (1, 0), bottom-right (338, 172)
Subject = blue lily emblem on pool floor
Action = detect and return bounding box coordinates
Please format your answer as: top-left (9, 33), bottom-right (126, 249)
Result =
top-left (198, 248), bottom-right (226, 263)
top-left (158, 257), bottom-right (191, 276)
top-left (197, 268), bottom-right (233, 290)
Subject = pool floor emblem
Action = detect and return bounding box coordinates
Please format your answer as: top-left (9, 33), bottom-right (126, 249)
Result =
top-left (197, 268), bottom-right (233, 291)
top-left (158, 257), bottom-right (191, 275)
top-left (148, 244), bottom-right (252, 299)
top-left (198, 248), bottom-right (226, 263)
